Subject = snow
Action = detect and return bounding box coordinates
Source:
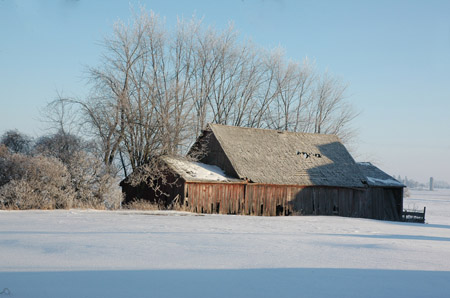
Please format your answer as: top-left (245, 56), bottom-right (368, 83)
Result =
top-left (367, 176), bottom-right (404, 186)
top-left (164, 157), bottom-right (237, 182)
top-left (1, 189), bottom-right (450, 297)
top-left (404, 188), bottom-right (450, 225)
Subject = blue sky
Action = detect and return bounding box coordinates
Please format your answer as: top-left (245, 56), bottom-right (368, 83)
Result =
top-left (1, 0), bottom-right (449, 183)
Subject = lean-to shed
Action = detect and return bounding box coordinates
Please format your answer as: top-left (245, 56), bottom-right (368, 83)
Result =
top-left (120, 156), bottom-right (245, 211)
top-left (122, 124), bottom-right (404, 220)
top-left (357, 162), bottom-right (405, 220)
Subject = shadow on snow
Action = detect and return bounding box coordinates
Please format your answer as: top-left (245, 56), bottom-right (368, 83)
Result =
top-left (1, 268), bottom-right (450, 298)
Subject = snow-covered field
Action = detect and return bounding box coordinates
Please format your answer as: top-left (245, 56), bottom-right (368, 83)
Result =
top-left (1, 189), bottom-right (450, 298)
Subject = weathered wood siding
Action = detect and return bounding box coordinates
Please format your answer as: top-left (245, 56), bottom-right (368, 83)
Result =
top-left (183, 182), bottom-right (403, 221)
top-left (246, 184), bottom-right (295, 216)
top-left (288, 186), bottom-right (402, 221)
top-left (193, 131), bottom-right (239, 179)
top-left (185, 183), bottom-right (245, 214)
top-left (123, 178), bottom-right (402, 220)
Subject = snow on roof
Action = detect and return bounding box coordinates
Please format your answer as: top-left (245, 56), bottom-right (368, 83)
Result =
top-left (357, 162), bottom-right (404, 187)
top-left (163, 156), bottom-right (240, 182)
top-left (367, 177), bottom-right (404, 187)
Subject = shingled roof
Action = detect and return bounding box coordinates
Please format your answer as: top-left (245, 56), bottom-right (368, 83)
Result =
top-left (357, 162), bottom-right (404, 187)
top-left (201, 124), bottom-right (366, 188)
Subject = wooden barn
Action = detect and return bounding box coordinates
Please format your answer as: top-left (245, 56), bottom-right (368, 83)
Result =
top-left (121, 124), bottom-right (404, 220)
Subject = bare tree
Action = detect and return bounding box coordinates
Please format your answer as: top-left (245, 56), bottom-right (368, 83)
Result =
top-left (49, 8), bottom-right (358, 180)
top-left (34, 131), bottom-right (86, 164)
top-left (308, 72), bottom-right (358, 142)
top-left (41, 92), bottom-right (81, 136)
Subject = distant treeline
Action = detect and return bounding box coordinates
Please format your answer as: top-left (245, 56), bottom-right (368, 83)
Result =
top-left (395, 175), bottom-right (450, 189)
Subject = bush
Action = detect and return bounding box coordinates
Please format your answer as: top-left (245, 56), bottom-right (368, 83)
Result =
top-left (67, 151), bottom-right (122, 209)
top-left (0, 150), bottom-right (74, 209)
top-left (0, 143), bottom-right (122, 210)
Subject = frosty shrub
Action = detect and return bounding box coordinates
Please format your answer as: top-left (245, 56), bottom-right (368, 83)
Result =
top-left (0, 145), bottom-right (122, 210)
top-left (97, 174), bottom-right (123, 210)
top-left (67, 151), bottom-right (122, 209)
top-left (33, 132), bottom-right (123, 209)
top-left (0, 148), bottom-right (75, 209)
top-left (0, 145), bottom-right (11, 186)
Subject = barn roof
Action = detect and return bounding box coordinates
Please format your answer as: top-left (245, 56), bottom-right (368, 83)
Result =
top-left (205, 124), bottom-right (366, 188)
top-left (357, 162), bottom-right (404, 187)
top-left (162, 156), bottom-right (241, 183)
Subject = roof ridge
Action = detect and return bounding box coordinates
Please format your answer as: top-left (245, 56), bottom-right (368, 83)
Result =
top-left (208, 123), bottom-right (340, 138)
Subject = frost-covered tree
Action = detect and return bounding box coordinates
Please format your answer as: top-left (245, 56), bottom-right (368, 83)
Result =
top-left (53, 8), bottom-right (358, 178)
top-left (34, 131), bottom-right (86, 164)
top-left (0, 130), bottom-right (32, 155)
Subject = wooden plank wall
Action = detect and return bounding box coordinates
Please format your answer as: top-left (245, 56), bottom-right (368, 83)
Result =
top-left (185, 183), bottom-right (245, 214)
top-left (183, 183), bottom-right (403, 220)
top-left (246, 185), bottom-right (295, 216)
